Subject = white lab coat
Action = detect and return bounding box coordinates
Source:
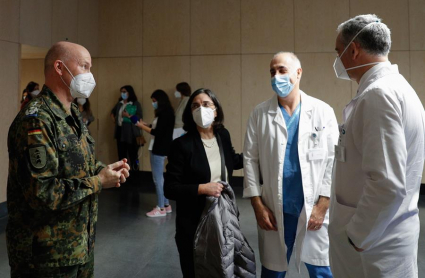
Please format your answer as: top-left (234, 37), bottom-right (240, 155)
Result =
top-left (243, 91), bottom-right (339, 272)
top-left (329, 63), bottom-right (425, 278)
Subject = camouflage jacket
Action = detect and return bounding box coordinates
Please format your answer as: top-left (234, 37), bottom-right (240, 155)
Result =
top-left (6, 85), bottom-right (105, 268)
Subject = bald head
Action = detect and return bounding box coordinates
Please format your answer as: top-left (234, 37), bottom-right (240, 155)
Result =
top-left (44, 41), bottom-right (90, 75)
top-left (271, 52), bottom-right (301, 71)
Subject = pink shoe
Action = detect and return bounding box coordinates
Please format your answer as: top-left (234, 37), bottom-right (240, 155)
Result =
top-left (165, 205), bottom-right (172, 214)
top-left (146, 206), bottom-right (166, 218)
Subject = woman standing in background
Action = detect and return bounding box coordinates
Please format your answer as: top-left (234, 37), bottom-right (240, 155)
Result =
top-left (173, 82), bottom-right (191, 139)
top-left (20, 81), bottom-right (39, 110)
top-left (74, 98), bottom-right (95, 127)
top-left (111, 85), bottom-right (143, 171)
top-left (135, 89), bottom-right (175, 217)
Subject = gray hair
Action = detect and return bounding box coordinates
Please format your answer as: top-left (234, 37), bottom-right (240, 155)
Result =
top-left (337, 14), bottom-right (391, 56)
top-left (272, 51), bottom-right (302, 69)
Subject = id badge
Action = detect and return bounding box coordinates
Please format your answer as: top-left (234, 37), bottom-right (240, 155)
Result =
top-left (308, 148), bottom-right (325, 161)
top-left (334, 145), bottom-right (346, 162)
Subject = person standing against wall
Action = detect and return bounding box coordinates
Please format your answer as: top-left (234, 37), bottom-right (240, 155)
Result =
top-left (110, 85), bottom-right (143, 171)
top-left (7, 41), bottom-right (130, 278)
top-left (173, 82), bottom-right (191, 140)
top-left (20, 89), bottom-right (30, 110)
top-left (329, 14), bottom-right (425, 278)
top-left (135, 89), bottom-right (175, 217)
top-left (20, 81), bottom-right (40, 110)
top-left (74, 97), bottom-right (94, 127)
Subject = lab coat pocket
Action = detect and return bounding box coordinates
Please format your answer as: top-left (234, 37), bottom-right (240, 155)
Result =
top-left (329, 198), bottom-right (356, 235)
top-left (329, 198), bottom-right (364, 278)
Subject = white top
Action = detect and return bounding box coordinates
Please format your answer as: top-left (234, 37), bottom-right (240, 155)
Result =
top-left (117, 101), bottom-right (132, 126)
top-left (202, 137), bottom-right (227, 182)
top-left (148, 117), bottom-right (158, 151)
top-left (175, 97), bottom-right (189, 128)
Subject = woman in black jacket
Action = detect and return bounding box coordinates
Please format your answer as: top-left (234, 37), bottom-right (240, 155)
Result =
top-left (164, 88), bottom-right (243, 278)
top-left (136, 89), bottom-right (175, 217)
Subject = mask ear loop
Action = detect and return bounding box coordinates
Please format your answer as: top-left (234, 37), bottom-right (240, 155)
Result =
top-left (58, 61), bottom-right (73, 91)
top-left (339, 20), bottom-right (380, 59)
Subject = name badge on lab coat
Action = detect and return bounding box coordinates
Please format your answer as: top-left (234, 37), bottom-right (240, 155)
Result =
top-left (308, 148), bottom-right (325, 161)
top-left (334, 145), bottom-right (346, 162)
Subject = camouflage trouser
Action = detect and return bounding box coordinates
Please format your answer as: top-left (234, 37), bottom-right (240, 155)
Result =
top-left (10, 256), bottom-right (94, 278)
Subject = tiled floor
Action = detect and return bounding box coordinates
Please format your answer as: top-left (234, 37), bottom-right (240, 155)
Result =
top-left (1, 172), bottom-right (425, 278)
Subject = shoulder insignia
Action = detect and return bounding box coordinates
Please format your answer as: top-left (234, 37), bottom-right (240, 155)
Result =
top-left (29, 145), bottom-right (47, 169)
top-left (25, 106), bottom-right (38, 117)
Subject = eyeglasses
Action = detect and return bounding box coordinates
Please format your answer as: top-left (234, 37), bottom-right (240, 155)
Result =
top-left (191, 101), bottom-right (214, 110)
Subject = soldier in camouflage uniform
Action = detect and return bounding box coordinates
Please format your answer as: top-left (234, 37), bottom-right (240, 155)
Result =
top-left (6, 42), bottom-right (130, 278)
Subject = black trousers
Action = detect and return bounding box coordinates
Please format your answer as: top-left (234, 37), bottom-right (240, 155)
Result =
top-left (175, 235), bottom-right (195, 278)
top-left (116, 140), bottom-right (139, 170)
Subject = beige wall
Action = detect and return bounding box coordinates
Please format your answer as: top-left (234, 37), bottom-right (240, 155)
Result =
top-left (95, 0), bottom-right (425, 181)
top-left (0, 0), bottom-right (99, 203)
top-left (1, 0), bottom-right (425, 204)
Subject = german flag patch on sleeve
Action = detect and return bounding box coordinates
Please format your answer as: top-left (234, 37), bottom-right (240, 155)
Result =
top-left (28, 129), bottom-right (42, 136)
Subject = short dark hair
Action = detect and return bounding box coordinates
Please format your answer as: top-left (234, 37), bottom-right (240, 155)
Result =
top-left (120, 85), bottom-right (138, 102)
top-left (151, 89), bottom-right (174, 117)
top-left (176, 82), bottom-right (191, 97)
top-left (182, 88), bottom-right (224, 133)
top-left (26, 81), bottom-right (39, 93)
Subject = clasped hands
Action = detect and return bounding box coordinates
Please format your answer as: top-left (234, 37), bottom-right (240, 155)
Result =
top-left (98, 158), bottom-right (130, 188)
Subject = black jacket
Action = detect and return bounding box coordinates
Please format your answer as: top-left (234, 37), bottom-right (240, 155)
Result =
top-left (164, 128), bottom-right (243, 238)
top-left (150, 107), bottom-right (175, 156)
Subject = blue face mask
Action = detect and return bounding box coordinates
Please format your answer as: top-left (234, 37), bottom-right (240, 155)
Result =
top-left (271, 73), bottom-right (295, 98)
top-left (152, 102), bottom-right (158, 110)
top-left (121, 92), bottom-right (128, 100)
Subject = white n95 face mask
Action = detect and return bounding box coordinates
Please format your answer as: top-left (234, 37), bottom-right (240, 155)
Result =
top-left (30, 90), bottom-right (40, 97)
top-left (193, 106), bottom-right (216, 129)
top-left (333, 21), bottom-right (381, 81)
top-left (60, 61), bottom-right (96, 99)
top-left (77, 98), bottom-right (86, 105)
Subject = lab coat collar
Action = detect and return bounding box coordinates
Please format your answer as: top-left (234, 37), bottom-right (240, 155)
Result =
top-left (269, 90), bottom-right (312, 128)
top-left (356, 61), bottom-right (394, 98)
top-left (343, 62), bottom-right (398, 122)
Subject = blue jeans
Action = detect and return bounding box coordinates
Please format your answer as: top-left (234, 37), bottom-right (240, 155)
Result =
top-left (261, 213), bottom-right (332, 278)
top-left (150, 151), bottom-right (169, 208)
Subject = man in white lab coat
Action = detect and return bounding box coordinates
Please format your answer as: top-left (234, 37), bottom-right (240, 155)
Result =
top-left (243, 52), bottom-right (339, 277)
top-left (330, 14), bottom-right (425, 278)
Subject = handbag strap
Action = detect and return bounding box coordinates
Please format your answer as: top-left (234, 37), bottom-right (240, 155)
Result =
top-left (216, 133), bottom-right (226, 182)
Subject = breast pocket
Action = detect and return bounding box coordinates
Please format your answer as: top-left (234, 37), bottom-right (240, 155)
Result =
top-left (57, 134), bottom-right (86, 173)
